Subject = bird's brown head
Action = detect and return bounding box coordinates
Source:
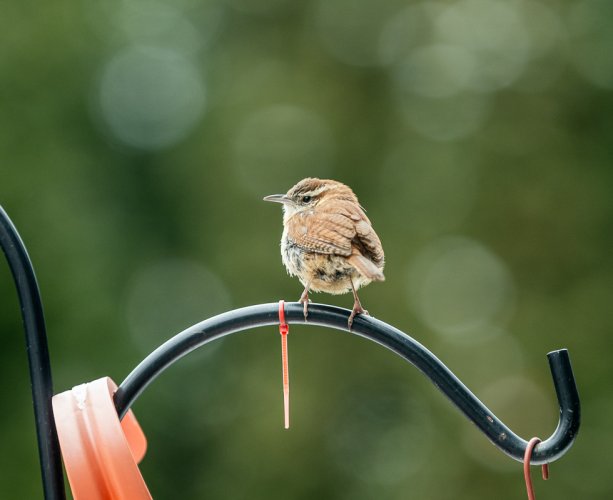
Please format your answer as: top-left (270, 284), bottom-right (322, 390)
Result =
top-left (263, 178), bottom-right (358, 218)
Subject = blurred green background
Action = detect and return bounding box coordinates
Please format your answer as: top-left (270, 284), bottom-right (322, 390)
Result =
top-left (1, 0), bottom-right (612, 498)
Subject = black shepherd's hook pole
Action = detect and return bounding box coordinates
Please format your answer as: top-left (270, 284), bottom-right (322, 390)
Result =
top-left (0, 206), bottom-right (65, 500)
top-left (115, 302), bottom-right (580, 465)
top-left (0, 202), bottom-right (580, 500)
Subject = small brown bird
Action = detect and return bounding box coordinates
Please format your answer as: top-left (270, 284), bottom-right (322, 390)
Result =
top-left (264, 178), bottom-right (385, 327)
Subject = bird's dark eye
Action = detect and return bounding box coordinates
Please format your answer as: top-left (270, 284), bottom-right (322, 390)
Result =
top-left (302, 195), bottom-right (312, 203)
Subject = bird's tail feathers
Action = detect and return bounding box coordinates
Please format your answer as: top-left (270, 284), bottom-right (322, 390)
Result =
top-left (348, 254), bottom-right (385, 281)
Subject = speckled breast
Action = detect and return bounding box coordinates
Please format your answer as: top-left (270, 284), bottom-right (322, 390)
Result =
top-left (281, 233), bottom-right (370, 294)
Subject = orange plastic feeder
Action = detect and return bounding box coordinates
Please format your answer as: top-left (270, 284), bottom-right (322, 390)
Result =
top-left (52, 377), bottom-right (151, 500)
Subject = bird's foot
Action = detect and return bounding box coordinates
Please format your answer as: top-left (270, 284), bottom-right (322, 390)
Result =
top-left (298, 289), bottom-right (310, 320)
top-left (348, 302), bottom-right (369, 329)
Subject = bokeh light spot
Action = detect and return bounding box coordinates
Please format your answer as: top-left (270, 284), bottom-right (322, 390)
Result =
top-left (393, 44), bottom-right (477, 98)
top-left (435, 0), bottom-right (530, 92)
top-left (84, 0), bottom-right (223, 53)
top-left (117, 0), bottom-right (219, 54)
top-left (408, 236), bottom-right (515, 339)
top-left (97, 45), bottom-right (205, 150)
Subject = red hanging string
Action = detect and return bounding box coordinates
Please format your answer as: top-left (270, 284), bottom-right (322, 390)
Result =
top-left (278, 300), bottom-right (290, 429)
top-left (524, 437), bottom-right (549, 500)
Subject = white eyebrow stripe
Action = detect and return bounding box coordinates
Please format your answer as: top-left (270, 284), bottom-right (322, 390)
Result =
top-left (309, 185), bottom-right (329, 197)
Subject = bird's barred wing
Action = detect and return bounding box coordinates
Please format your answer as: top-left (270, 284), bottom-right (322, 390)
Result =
top-left (286, 200), bottom-right (384, 266)
top-left (286, 211), bottom-right (354, 255)
top-left (336, 200), bottom-right (385, 266)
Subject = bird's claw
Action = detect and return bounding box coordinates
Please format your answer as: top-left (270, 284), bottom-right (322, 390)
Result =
top-left (298, 290), bottom-right (310, 321)
top-left (348, 304), bottom-right (369, 329)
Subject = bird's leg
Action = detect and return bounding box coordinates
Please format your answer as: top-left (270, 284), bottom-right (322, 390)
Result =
top-left (348, 278), bottom-right (369, 329)
top-left (298, 284), bottom-right (310, 320)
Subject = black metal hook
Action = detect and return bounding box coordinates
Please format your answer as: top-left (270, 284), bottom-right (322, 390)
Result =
top-left (0, 206), bottom-right (65, 500)
top-left (114, 302), bottom-right (580, 465)
top-left (0, 203), bottom-right (580, 500)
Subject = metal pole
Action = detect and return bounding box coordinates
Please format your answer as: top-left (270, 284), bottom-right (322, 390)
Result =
top-left (115, 302), bottom-right (580, 465)
top-left (0, 206), bottom-right (65, 499)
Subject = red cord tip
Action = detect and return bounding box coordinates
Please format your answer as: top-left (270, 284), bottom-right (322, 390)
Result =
top-left (523, 437), bottom-right (550, 500)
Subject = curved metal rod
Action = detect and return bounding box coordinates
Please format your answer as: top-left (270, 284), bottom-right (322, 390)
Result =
top-left (0, 206), bottom-right (65, 499)
top-left (115, 302), bottom-right (580, 465)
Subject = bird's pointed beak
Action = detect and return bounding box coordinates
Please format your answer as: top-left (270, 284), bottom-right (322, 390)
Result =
top-left (263, 194), bottom-right (291, 204)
